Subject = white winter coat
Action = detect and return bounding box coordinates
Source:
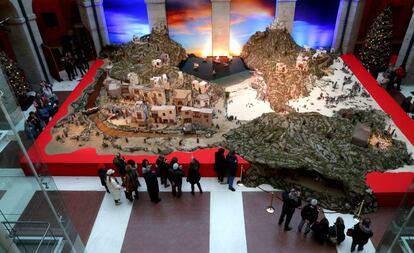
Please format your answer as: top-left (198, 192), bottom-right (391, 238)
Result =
top-left (106, 176), bottom-right (122, 200)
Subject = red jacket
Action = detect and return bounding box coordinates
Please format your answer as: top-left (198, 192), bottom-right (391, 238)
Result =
top-left (396, 67), bottom-right (406, 79)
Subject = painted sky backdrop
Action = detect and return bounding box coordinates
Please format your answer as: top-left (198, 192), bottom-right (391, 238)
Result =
top-left (166, 0), bottom-right (212, 57)
top-left (230, 0), bottom-right (275, 55)
top-left (103, 0), bottom-right (150, 44)
top-left (292, 0), bottom-right (340, 48)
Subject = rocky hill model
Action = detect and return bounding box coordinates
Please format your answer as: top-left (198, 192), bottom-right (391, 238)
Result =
top-left (241, 23), bottom-right (336, 112)
top-left (223, 109), bottom-right (412, 212)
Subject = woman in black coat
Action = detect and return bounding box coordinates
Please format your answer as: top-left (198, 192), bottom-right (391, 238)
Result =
top-left (328, 217), bottom-right (345, 245)
top-left (311, 218), bottom-right (330, 244)
top-left (156, 155), bottom-right (170, 188)
top-left (351, 218), bottom-right (373, 252)
top-left (142, 159), bottom-right (161, 203)
top-left (225, 150), bottom-right (238, 191)
top-left (214, 148), bottom-right (226, 183)
top-left (187, 158), bottom-right (203, 195)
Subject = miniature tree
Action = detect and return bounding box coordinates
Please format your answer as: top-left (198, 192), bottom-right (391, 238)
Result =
top-left (358, 6), bottom-right (393, 76)
top-left (0, 50), bottom-right (31, 104)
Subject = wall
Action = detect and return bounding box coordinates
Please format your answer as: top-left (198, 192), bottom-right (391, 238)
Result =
top-left (32, 0), bottom-right (81, 46)
top-left (356, 0), bottom-right (414, 54)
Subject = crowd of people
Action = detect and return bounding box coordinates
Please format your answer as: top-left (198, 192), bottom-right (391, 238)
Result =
top-left (61, 51), bottom-right (89, 81)
top-left (278, 188), bottom-right (374, 252)
top-left (24, 81), bottom-right (59, 139)
top-left (99, 150), bottom-right (373, 252)
top-left (377, 64), bottom-right (412, 114)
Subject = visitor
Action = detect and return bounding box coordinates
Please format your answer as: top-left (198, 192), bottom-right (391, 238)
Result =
top-left (97, 164), bottom-right (110, 193)
top-left (122, 163), bottom-right (139, 202)
top-left (142, 159), bottom-right (161, 203)
top-left (36, 102), bottom-right (50, 125)
top-left (168, 157), bottom-right (178, 185)
top-left (328, 217), bottom-right (345, 245)
top-left (350, 218), bottom-right (374, 252)
top-left (278, 188), bottom-right (301, 231)
top-left (169, 162), bottom-right (184, 198)
top-left (378, 72), bottom-right (390, 89)
top-left (156, 155), bottom-right (170, 188)
top-left (401, 96), bottom-right (412, 113)
top-left (310, 217), bottom-right (330, 243)
top-left (395, 64), bottom-right (406, 91)
top-left (214, 148), bottom-right (226, 184)
top-left (226, 150), bottom-right (238, 191)
top-left (113, 153), bottom-right (127, 176)
top-left (298, 199), bottom-right (319, 235)
top-left (187, 158), bottom-right (203, 195)
top-left (127, 159), bottom-right (141, 187)
top-left (105, 169), bottom-right (122, 205)
top-left (27, 111), bottom-right (44, 138)
top-left (74, 54), bottom-right (86, 77)
top-left (62, 52), bottom-right (76, 81)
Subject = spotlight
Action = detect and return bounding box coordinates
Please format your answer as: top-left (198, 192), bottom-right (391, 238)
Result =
top-left (266, 192), bottom-right (275, 214)
top-left (236, 165), bottom-right (244, 186)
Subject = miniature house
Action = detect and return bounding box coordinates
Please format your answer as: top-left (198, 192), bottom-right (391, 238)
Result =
top-left (108, 82), bottom-right (121, 97)
top-left (131, 101), bottom-right (148, 125)
top-left (161, 53), bottom-right (170, 66)
top-left (150, 76), bottom-right (162, 87)
top-left (296, 55), bottom-right (309, 71)
top-left (150, 105), bottom-right (176, 124)
top-left (276, 62), bottom-right (288, 73)
top-left (194, 93), bottom-right (210, 108)
top-left (128, 84), bottom-right (167, 106)
top-left (127, 72), bottom-right (139, 85)
top-left (173, 89), bottom-right (192, 111)
top-left (180, 107), bottom-right (213, 128)
top-left (152, 59), bottom-right (162, 68)
top-left (192, 80), bottom-right (209, 94)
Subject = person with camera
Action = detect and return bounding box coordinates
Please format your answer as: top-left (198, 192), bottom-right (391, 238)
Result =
top-left (298, 199), bottom-right (319, 235)
top-left (278, 188), bottom-right (302, 231)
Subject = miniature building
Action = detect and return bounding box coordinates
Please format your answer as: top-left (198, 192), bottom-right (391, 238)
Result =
top-left (180, 106), bottom-right (213, 128)
top-left (173, 89), bottom-right (192, 111)
top-left (161, 74), bottom-right (170, 89)
top-left (194, 93), bottom-right (210, 108)
top-left (129, 84), bottom-right (167, 105)
top-left (131, 101), bottom-right (148, 125)
top-left (276, 62), bottom-right (288, 73)
top-left (121, 83), bottom-right (130, 98)
top-left (192, 80), bottom-right (209, 94)
top-left (351, 123), bottom-right (371, 147)
top-left (150, 105), bottom-right (176, 124)
top-left (160, 53), bottom-right (170, 66)
top-left (127, 72), bottom-right (139, 85)
top-left (296, 55), bottom-right (308, 71)
top-left (150, 76), bottom-right (162, 87)
top-left (177, 71), bottom-right (184, 86)
top-left (108, 82), bottom-right (121, 97)
top-left (152, 59), bottom-right (162, 68)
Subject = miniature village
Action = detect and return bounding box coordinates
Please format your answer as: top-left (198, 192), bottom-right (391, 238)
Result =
top-left (47, 21), bottom-right (413, 212)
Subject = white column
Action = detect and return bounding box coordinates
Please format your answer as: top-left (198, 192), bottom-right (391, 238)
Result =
top-left (211, 0), bottom-right (231, 57)
top-left (77, 0), bottom-right (109, 54)
top-left (144, 0), bottom-right (167, 31)
top-left (332, 0), bottom-right (350, 51)
top-left (275, 0), bottom-right (297, 34)
top-left (341, 0), bottom-right (366, 54)
top-left (397, 7), bottom-right (414, 85)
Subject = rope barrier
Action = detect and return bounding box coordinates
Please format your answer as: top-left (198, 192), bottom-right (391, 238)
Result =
top-left (256, 185), bottom-right (345, 215)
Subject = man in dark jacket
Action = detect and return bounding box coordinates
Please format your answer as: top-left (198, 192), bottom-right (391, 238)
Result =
top-left (226, 150), bottom-right (238, 191)
top-left (142, 159), bottom-right (161, 203)
top-left (214, 148), bottom-right (226, 183)
top-left (97, 164), bottom-right (109, 193)
top-left (156, 155), bottom-right (170, 188)
top-left (278, 189), bottom-right (302, 231)
top-left (351, 218), bottom-right (373, 252)
top-left (298, 199), bottom-right (319, 235)
top-left (169, 162), bottom-right (184, 198)
top-left (113, 153), bottom-right (126, 176)
top-left (187, 158), bottom-right (202, 195)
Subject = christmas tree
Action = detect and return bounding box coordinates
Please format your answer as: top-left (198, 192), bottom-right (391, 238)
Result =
top-left (0, 50), bottom-right (31, 105)
top-left (358, 6), bottom-right (393, 76)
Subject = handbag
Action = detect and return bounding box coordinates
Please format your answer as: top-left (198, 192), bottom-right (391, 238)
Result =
top-left (346, 228), bottom-right (353, 237)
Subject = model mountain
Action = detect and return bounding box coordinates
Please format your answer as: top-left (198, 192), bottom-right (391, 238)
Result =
top-left (223, 109), bottom-right (412, 212)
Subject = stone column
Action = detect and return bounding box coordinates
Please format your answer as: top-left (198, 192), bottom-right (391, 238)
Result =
top-left (397, 7), bottom-right (414, 85)
top-left (77, 0), bottom-right (109, 54)
top-left (211, 0), bottom-right (231, 56)
top-left (275, 0), bottom-right (297, 34)
top-left (144, 0), bottom-right (167, 31)
top-left (341, 0), bottom-right (366, 54)
top-left (7, 15), bottom-right (50, 84)
top-left (332, 0), bottom-right (350, 51)
top-left (0, 65), bottom-right (23, 128)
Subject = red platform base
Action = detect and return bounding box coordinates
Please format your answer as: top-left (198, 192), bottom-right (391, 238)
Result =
top-left (21, 60), bottom-right (249, 177)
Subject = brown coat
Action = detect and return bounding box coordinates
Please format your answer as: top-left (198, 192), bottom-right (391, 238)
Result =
top-left (122, 171), bottom-right (138, 192)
